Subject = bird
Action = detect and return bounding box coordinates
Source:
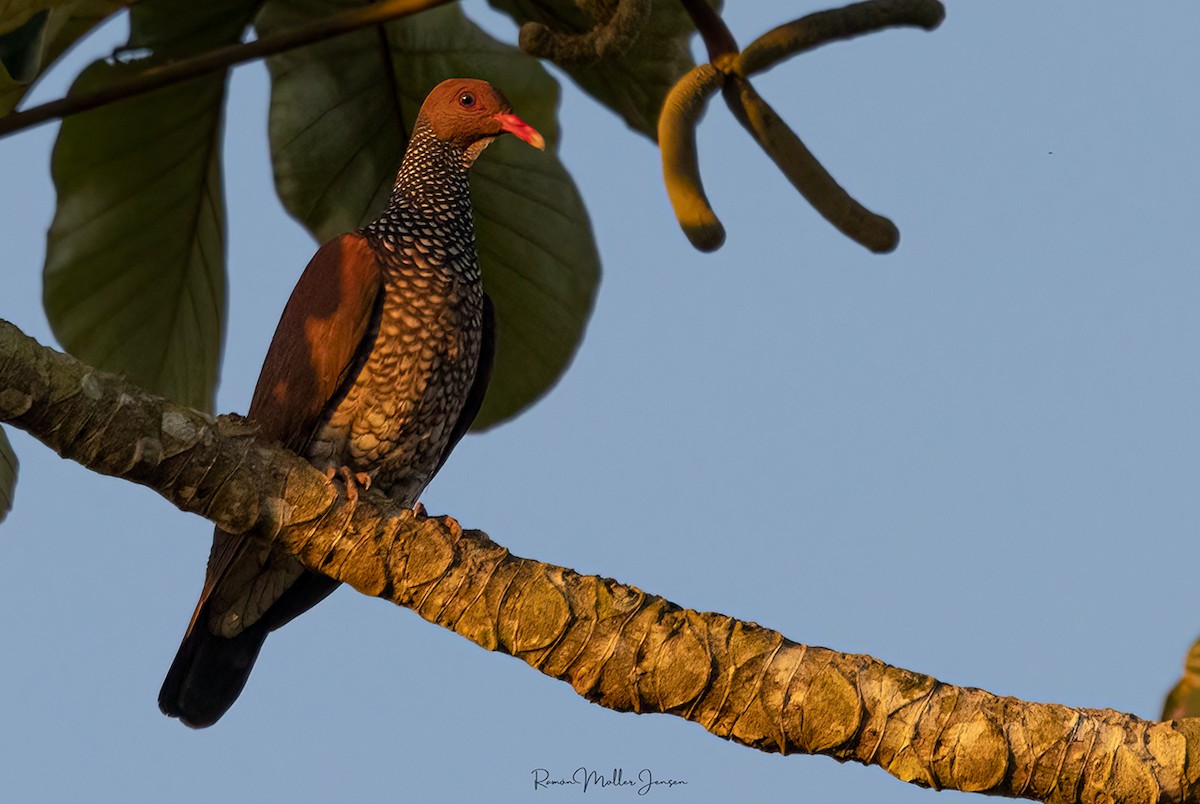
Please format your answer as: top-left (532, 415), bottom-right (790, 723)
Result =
top-left (158, 78), bottom-right (545, 728)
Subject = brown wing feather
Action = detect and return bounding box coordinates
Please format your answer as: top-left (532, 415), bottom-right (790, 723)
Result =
top-left (193, 233), bottom-right (382, 631)
top-left (247, 233), bottom-right (384, 449)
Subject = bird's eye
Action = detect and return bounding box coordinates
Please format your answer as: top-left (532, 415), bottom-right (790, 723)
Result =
top-left (458, 92), bottom-right (476, 108)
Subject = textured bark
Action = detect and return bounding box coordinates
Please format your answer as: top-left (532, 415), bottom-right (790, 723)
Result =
top-left (2, 315), bottom-right (1199, 803)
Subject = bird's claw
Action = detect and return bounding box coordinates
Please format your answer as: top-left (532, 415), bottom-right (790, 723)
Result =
top-left (324, 466), bottom-right (372, 502)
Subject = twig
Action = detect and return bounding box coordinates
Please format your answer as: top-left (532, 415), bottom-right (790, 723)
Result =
top-left (0, 0), bottom-right (455, 139)
top-left (678, 0), bottom-right (737, 62)
top-left (519, 0), bottom-right (650, 66)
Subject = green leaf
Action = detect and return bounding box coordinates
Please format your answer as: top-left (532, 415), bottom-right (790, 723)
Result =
top-left (43, 0), bottom-right (257, 412)
top-left (487, 0), bottom-right (715, 139)
top-left (0, 1), bottom-right (127, 115)
top-left (0, 8), bottom-right (48, 81)
top-left (0, 426), bottom-right (16, 524)
top-left (0, 0), bottom-right (59, 35)
top-left (260, 1), bottom-right (600, 429)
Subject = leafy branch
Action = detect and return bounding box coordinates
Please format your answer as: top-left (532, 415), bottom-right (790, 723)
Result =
top-left (0, 0), bottom-right (456, 139)
top-left (0, 0), bottom-right (944, 258)
top-left (2, 315), bottom-right (1199, 803)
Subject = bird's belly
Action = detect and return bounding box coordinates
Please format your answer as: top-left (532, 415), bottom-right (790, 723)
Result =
top-left (306, 281), bottom-right (482, 506)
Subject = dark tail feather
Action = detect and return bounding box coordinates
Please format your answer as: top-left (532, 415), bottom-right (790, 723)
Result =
top-left (158, 604), bottom-right (270, 729)
top-left (159, 570), bottom-right (340, 728)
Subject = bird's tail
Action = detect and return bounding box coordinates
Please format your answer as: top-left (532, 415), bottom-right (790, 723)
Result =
top-left (158, 601), bottom-right (270, 729)
top-left (159, 570), bottom-right (340, 728)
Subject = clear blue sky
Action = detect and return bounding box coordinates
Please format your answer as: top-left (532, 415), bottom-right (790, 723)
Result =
top-left (2, 2), bottom-right (1199, 802)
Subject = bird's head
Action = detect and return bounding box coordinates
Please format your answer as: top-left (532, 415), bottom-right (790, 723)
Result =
top-left (419, 78), bottom-right (545, 158)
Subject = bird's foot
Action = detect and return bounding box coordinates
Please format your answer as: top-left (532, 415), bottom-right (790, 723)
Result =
top-left (324, 466), bottom-right (372, 502)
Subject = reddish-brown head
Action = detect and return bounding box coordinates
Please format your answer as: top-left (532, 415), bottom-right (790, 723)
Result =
top-left (419, 78), bottom-right (545, 152)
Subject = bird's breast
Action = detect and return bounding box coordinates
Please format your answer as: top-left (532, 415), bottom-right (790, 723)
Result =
top-left (307, 251), bottom-right (483, 506)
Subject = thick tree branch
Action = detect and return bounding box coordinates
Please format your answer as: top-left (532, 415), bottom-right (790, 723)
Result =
top-left (2, 316), bottom-right (1198, 803)
top-left (0, 0), bottom-right (456, 140)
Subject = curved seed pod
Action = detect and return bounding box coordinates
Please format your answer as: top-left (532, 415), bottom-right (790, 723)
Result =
top-left (658, 62), bottom-right (726, 252)
top-left (726, 77), bottom-right (898, 253)
top-left (736, 0), bottom-right (945, 78)
top-left (519, 0), bottom-right (650, 66)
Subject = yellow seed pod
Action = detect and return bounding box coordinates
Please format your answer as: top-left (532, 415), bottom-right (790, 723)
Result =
top-left (737, 0), bottom-right (947, 78)
top-left (658, 63), bottom-right (727, 252)
top-left (726, 78), bottom-right (899, 253)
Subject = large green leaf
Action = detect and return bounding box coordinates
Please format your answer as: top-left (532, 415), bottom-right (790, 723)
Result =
top-left (487, 0), bottom-right (715, 139)
top-left (0, 1), bottom-right (127, 115)
top-left (0, 0), bottom-right (62, 34)
top-left (0, 426), bottom-right (15, 524)
top-left (260, 0), bottom-right (600, 429)
top-left (43, 0), bottom-right (257, 412)
top-left (0, 5), bottom-right (47, 79)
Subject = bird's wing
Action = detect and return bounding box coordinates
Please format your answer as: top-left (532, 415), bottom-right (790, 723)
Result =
top-left (193, 233), bottom-right (383, 635)
top-left (247, 232), bottom-right (384, 449)
top-left (433, 292), bottom-right (495, 475)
